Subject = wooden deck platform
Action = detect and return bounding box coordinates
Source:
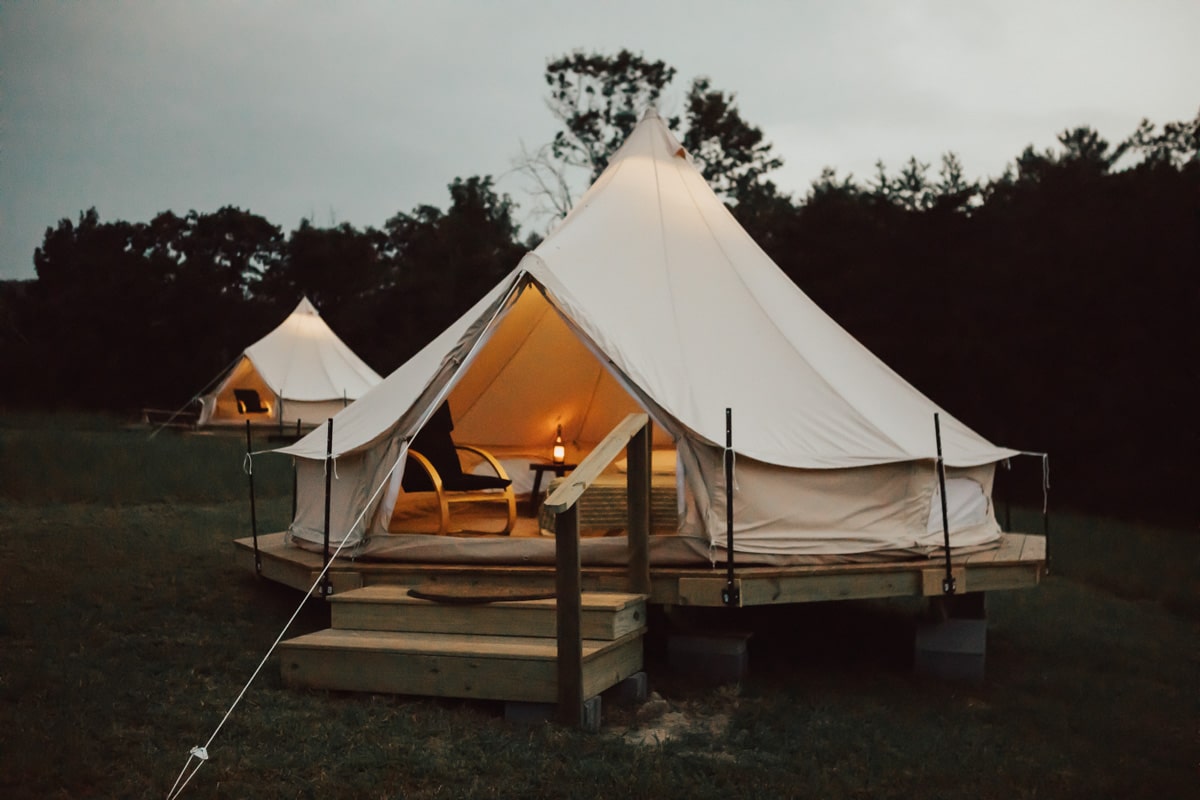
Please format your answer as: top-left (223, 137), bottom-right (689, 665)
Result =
top-left (235, 531), bottom-right (1046, 607)
top-left (250, 530), bottom-right (1042, 717)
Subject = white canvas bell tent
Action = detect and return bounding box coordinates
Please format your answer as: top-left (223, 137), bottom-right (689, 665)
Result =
top-left (275, 110), bottom-right (1019, 565)
top-left (197, 297), bottom-right (383, 428)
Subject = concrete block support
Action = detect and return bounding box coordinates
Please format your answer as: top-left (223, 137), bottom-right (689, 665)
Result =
top-left (505, 696), bottom-right (602, 732)
top-left (914, 591), bottom-right (987, 682)
top-left (603, 671), bottom-right (648, 707)
top-left (667, 632), bottom-right (751, 684)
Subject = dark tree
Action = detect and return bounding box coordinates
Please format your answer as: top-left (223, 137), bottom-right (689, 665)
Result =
top-left (259, 221), bottom-right (385, 310)
top-left (681, 77), bottom-right (783, 205)
top-left (931, 152), bottom-right (980, 212)
top-left (1119, 110), bottom-right (1200, 167)
top-left (374, 176), bottom-right (524, 371)
top-left (545, 49), bottom-right (679, 182)
top-left (524, 50), bottom-right (785, 220)
top-left (16, 207), bottom-right (285, 409)
top-left (27, 210), bottom-right (161, 408)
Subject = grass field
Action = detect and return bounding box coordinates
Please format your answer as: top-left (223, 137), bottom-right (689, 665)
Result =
top-left (0, 414), bottom-right (1195, 798)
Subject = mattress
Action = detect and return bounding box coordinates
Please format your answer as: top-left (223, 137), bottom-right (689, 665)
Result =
top-left (537, 472), bottom-right (679, 533)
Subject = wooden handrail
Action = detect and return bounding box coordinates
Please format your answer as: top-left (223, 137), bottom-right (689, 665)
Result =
top-left (549, 411), bottom-right (651, 729)
top-left (544, 412), bottom-right (649, 513)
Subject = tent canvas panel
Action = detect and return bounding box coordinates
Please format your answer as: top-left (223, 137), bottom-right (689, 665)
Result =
top-left (243, 298), bottom-right (381, 402)
top-left (687, 447), bottom-right (1001, 557)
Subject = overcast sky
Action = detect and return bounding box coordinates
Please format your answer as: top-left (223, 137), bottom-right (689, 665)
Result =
top-left (2, 0), bottom-right (1197, 281)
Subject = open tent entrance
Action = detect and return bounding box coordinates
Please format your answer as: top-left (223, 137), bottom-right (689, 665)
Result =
top-left (449, 283), bottom-right (675, 457)
top-left (380, 283), bottom-right (685, 539)
top-left (207, 358), bottom-right (277, 421)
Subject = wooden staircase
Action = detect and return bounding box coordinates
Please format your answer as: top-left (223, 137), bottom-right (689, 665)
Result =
top-left (279, 586), bottom-right (647, 705)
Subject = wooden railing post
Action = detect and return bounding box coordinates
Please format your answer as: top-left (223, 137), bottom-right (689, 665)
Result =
top-left (544, 412), bottom-right (649, 729)
top-left (626, 420), bottom-right (651, 595)
top-left (555, 504), bottom-right (583, 727)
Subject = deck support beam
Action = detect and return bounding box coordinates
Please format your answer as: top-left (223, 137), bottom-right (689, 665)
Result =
top-left (235, 532), bottom-right (1045, 607)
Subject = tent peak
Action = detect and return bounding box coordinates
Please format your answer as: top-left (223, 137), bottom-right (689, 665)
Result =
top-left (293, 297), bottom-right (320, 317)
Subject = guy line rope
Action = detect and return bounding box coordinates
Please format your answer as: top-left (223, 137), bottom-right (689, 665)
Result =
top-left (165, 443), bottom-right (407, 800)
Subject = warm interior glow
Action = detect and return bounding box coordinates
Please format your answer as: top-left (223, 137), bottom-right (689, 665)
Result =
top-left (552, 424), bottom-right (565, 465)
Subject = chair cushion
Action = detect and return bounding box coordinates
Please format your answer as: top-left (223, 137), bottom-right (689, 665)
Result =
top-left (400, 402), bottom-right (511, 492)
top-left (401, 402), bottom-right (463, 491)
top-left (441, 472), bottom-right (512, 492)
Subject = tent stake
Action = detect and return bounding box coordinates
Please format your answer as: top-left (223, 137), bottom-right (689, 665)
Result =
top-left (934, 413), bottom-right (955, 595)
top-left (246, 420), bottom-right (261, 576)
top-left (321, 418), bottom-right (334, 596)
top-left (722, 408), bottom-right (739, 607)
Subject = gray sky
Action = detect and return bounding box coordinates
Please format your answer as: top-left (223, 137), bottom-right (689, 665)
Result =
top-left (2, 0), bottom-right (1197, 281)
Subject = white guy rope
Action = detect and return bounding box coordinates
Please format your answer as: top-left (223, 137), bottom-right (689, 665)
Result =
top-left (1040, 453), bottom-right (1051, 514)
top-left (1017, 450), bottom-right (1051, 514)
top-left (166, 444), bottom-right (407, 799)
top-left (172, 271), bottom-right (526, 795)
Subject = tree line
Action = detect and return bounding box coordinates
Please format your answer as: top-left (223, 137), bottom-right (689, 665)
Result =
top-left (1, 50), bottom-right (1195, 525)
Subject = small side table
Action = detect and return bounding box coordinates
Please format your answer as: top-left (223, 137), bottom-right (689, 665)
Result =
top-left (528, 462), bottom-right (577, 515)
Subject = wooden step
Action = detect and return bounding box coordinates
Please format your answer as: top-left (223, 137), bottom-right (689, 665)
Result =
top-left (279, 628), bottom-right (644, 703)
top-left (330, 586), bottom-right (646, 640)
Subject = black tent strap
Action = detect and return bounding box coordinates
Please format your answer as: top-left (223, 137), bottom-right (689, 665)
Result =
top-left (320, 417), bottom-right (334, 596)
top-left (246, 420), bottom-right (261, 575)
top-left (934, 413), bottom-right (956, 595)
top-left (722, 407), bottom-right (740, 607)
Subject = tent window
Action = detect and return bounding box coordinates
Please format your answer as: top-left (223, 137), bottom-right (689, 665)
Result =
top-left (234, 389), bottom-right (269, 414)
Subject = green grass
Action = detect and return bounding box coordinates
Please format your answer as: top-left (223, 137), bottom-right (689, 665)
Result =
top-left (1003, 505), bottom-right (1200, 618)
top-left (0, 415), bottom-right (1195, 798)
top-left (0, 411), bottom-right (296, 506)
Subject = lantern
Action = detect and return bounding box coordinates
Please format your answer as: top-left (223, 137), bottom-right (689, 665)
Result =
top-left (552, 424), bottom-right (565, 466)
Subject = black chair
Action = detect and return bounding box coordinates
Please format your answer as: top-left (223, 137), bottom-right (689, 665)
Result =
top-left (390, 402), bottom-right (516, 535)
top-left (233, 389), bottom-right (269, 414)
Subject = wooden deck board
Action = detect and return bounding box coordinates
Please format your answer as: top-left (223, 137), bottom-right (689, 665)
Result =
top-left (962, 547), bottom-right (999, 564)
top-left (283, 628), bottom-right (626, 659)
top-left (338, 585), bottom-right (643, 611)
top-left (331, 586), bottom-right (647, 640)
top-left (237, 531), bottom-right (1045, 608)
top-left (1019, 533), bottom-right (1047, 561)
top-left (996, 533), bottom-right (1025, 561)
top-left (279, 628), bottom-right (644, 703)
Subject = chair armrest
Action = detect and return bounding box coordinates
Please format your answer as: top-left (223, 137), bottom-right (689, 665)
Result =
top-left (454, 444), bottom-right (511, 481)
top-left (405, 449), bottom-right (444, 493)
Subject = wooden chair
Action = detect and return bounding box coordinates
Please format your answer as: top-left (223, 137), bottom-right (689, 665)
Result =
top-left (388, 402), bottom-right (516, 535)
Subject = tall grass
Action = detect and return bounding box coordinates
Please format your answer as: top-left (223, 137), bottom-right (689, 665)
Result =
top-left (0, 412), bottom-right (295, 506)
top-left (1004, 506), bottom-right (1199, 618)
top-left (0, 415), bottom-right (1194, 798)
